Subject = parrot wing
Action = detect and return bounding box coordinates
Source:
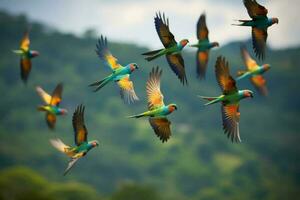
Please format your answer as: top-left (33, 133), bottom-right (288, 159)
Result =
top-left (146, 66), bottom-right (165, 110)
top-left (166, 54), bottom-right (188, 85)
top-left (50, 83), bottom-right (63, 106)
top-left (197, 50), bottom-right (209, 79)
top-left (252, 27), bottom-right (268, 60)
top-left (46, 113), bottom-right (56, 129)
top-left (73, 104), bottom-right (88, 146)
top-left (215, 56), bottom-right (238, 95)
top-left (149, 117), bottom-right (171, 143)
top-left (155, 12), bottom-right (177, 48)
top-left (240, 45), bottom-right (258, 71)
top-left (96, 35), bottom-right (123, 71)
top-left (221, 104), bottom-right (241, 143)
top-left (20, 30), bottom-right (30, 51)
top-left (197, 13), bottom-right (209, 40)
top-left (117, 75), bottom-right (139, 104)
top-left (243, 0), bottom-right (268, 19)
top-left (36, 86), bottom-right (52, 105)
top-left (251, 75), bottom-right (268, 96)
top-left (20, 58), bottom-right (31, 83)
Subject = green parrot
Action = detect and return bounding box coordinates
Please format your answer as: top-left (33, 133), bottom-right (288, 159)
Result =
top-left (36, 83), bottom-right (67, 129)
top-left (237, 45), bottom-right (271, 95)
top-left (199, 56), bottom-right (254, 142)
top-left (89, 35), bottom-right (139, 104)
top-left (128, 66), bottom-right (178, 142)
top-left (50, 104), bottom-right (99, 176)
top-left (190, 13), bottom-right (219, 79)
top-left (142, 12), bottom-right (189, 85)
top-left (13, 30), bottom-right (39, 83)
top-left (233, 0), bottom-right (278, 59)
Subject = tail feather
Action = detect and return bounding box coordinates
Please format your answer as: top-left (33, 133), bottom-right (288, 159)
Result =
top-left (198, 96), bottom-right (220, 106)
top-left (237, 70), bottom-right (247, 76)
top-left (127, 113), bottom-right (146, 118)
top-left (37, 106), bottom-right (47, 112)
top-left (50, 138), bottom-right (70, 153)
top-left (12, 50), bottom-right (23, 54)
top-left (89, 75), bottom-right (112, 92)
top-left (232, 19), bottom-right (252, 26)
top-left (142, 49), bottom-right (163, 56)
top-left (145, 54), bottom-right (162, 61)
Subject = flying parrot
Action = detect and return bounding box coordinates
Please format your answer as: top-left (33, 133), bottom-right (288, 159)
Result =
top-left (50, 104), bottom-right (99, 175)
top-left (89, 35), bottom-right (139, 104)
top-left (233, 0), bottom-right (278, 60)
top-left (36, 83), bottom-right (67, 129)
top-left (128, 66), bottom-right (177, 142)
top-left (142, 12), bottom-right (189, 85)
top-left (199, 56), bottom-right (254, 143)
top-left (13, 30), bottom-right (39, 83)
top-left (237, 45), bottom-right (271, 95)
top-left (190, 13), bottom-right (219, 79)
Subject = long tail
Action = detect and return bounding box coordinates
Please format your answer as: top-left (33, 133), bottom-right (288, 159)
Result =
top-left (231, 19), bottom-right (252, 26)
top-left (198, 96), bottom-right (220, 106)
top-left (236, 71), bottom-right (250, 81)
top-left (89, 75), bottom-right (113, 92)
top-left (142, 49), bottom-right (163, 56)
top-left (127, 112), bottom-right (148, 118)
top-left (37, 105), bottom-right (47, 112)
top-left (12, 50), bottom-right (24, 55)
top-left (142, 49), bottom-right (164, 61)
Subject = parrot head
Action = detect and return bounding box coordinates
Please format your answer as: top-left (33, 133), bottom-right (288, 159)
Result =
top-left (58, 108), bottom-right (68, 115)
top-left (262, 64), bottom-right (271, 72)
top-left (212, 42), bottom-right (220, 47)
top-left (30, 50), bottom-right (40, 58)
top-left (179, 39), bottom-right (189, 47)
top-left (129, 63), bottom-right (139, 72)
top-left (271, 18), bottom-right (279, 24)
top-left (168, 103), bottom-right (178, 113)
top-left (90, 140), bottom-right (99, 147)
top-left (242, 90), bottom-right (254, 99)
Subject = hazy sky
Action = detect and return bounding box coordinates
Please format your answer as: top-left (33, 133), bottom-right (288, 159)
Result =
top-left (0, 0), bottom-right (298, 49)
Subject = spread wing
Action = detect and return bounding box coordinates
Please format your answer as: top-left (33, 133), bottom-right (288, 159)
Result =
top-left (149, 117), bottom-right (171, 143)
top-left (96, 35), bottom-right (123, 71)
top-left (46, 113), bottom-right (56, 130)
top-left (50, 83), bottom-right (63, 106)
top-left (252, 27), bottom-right (268, 60)
top-left (221, 104), bottom-right (241, 143)
top-left (117, 75), bottom-right (139, 104)
top-left (166, 54), bottom-right (188, 85)
top-left (243, 0), bottom-right (268, 19)
top-left (251, 75), bottom-right (268, 96)
top-left (197, 13), bottom-right (209, 40)
top-left (36, 86), bottom-right (52, 105)
top-left (197, 50), bottom-right (209, 79)
top-left (63, 158), bottom-right (80, 176)
top-left (20, 58), bottom-right (31, 83)
top-left (20, 31), bottom-right (30, 51)
top-left (73, 104), bottom-right (88, 146)
top-left (240, 45), bottom-right (258, 71)
top-left (215, 56), bottom-right (237, 95)
top-left (155, 12), bottom-right (177, 48)
top-left (147, 66), bottom-right (164, 110)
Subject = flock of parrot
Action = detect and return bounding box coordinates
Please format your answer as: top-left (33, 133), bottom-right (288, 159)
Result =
top-left (12, 0), bottom-right (278, 175)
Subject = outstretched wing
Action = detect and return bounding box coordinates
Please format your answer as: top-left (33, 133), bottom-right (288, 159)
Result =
top-left (215, 56), bottom-right (237, 95)
top-left (252, 27), bottom-right (268, 60)
top-left (243, 0), bottom-right (268, 19)
top-left (147, 66), bottom-right (164, 110)
top-left (221, 104), bottom-right (241, 143)
top-left (20, 58), bottom-right (31, 83)
top-left (155, 12), bottom-right (177, 48)
top-left (50, 83), bottom-right (63, 106)
top-left (251, 75), bottom-right (268, 96)
top-left (96, 35), bottom-right (123, 71)
top-left (197, 13), bottom-right (209, 40)
top-left (63, 158), bottom-right (80, 176)
top-left (149, 117), bottom-right (171, 143)
top-left (73, 104), bottom-right (88, 146)
top-left (197, 50), bottom-right (209, 79)
top-left (46, 113), bottom-right (56, 130)
top-left (166, 54), bottom-right (188, 85)
top-left (117, 75), bottom-right (139, 104)
top-left (36, 86), bottom-right (52, 105)
top-left (20, 31), bottom-right (30, 51)
top-left (240, 45), bottom-right (258, 71)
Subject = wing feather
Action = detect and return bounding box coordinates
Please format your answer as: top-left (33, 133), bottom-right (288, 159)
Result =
top-left (197, 13), bottom-right (209, 40)
top-left (240, 45), bottom-right (258, 71)
top-left (118, 75), bottom-right (139, 104)
top-left (243, 0), bottom-right (268, 19)
top-left (221, 104), bottom-right (241, 142)
top-left (36, 86), bottom-right (52, 105)
top-left (50, 83), bottom-right (63, 106)
top-left (73, 104), bottom-right (88, 146)
top-left (147, 67), bottom-right (164, 110)
top-left (149, 117), bottom-right (171, 143)
top-left (251, 75), bottom-right (268, 96)
top-left (252, 27), bottom-right (268, 60)
top-left (20, 31), bottom-right (30, 51)
top-left (20, 58), bottom-right (31, 83)
top-left (197, 50), bottom-right (209, 79)
top-left (166, 54), bottom-right (188, 85)
top-left (155, 12), bottom-right (177, 48)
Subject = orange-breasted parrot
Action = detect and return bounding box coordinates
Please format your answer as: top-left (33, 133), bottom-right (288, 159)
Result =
top-left (199, 56), bottom-right (254, 143)
top-left (128, 66), bottom-right (177, 142)
top-left (233, 0), bottom-right (278, 60)
top-left (190, 13), bottom-right (219, 79)
top-left (89, 35), bottom-right (139, 104)
top-left (50, 104), bottom-right (99, 176)
top-left (13, 30), bottom-right (39, 83)
top-left (142, 12), bottom-right (189, 85)
top-left (36, 83), bottom-right (67, 129)
top-left (237, 45), bottom-right (271, 95)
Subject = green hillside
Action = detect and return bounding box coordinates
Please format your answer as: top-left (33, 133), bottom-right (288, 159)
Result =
top-left (0, 11), bottom-right (299, 200)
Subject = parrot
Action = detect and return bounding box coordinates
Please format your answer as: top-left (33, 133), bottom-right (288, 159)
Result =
top-left (199, 56), bottom-right (254, 143)
top-left (36, 83), bottom-right (67, 129)
top-left (89, 35), bottom-right (139, 104)
top-left (142, 12), bottom-right (189, 85)
top-left (13, 30), bottom-right (39, 83)
top-left (190, 13), bottom-right (219, 79)
top-left (50, 104), bottom-right (99, 176)
top-left (128, 66), bottom-right (177, 142)
top-left (237, 45), bottom-right (271, 95)
top-left (232, 0), bottom-right (278, 60)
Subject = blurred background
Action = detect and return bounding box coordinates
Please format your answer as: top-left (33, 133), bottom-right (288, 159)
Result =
top-left (0, 0), bottom-right (299, 199)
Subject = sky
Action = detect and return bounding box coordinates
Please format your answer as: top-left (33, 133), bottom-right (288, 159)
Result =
top-left (0, 0), bottom-right (299, 49)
